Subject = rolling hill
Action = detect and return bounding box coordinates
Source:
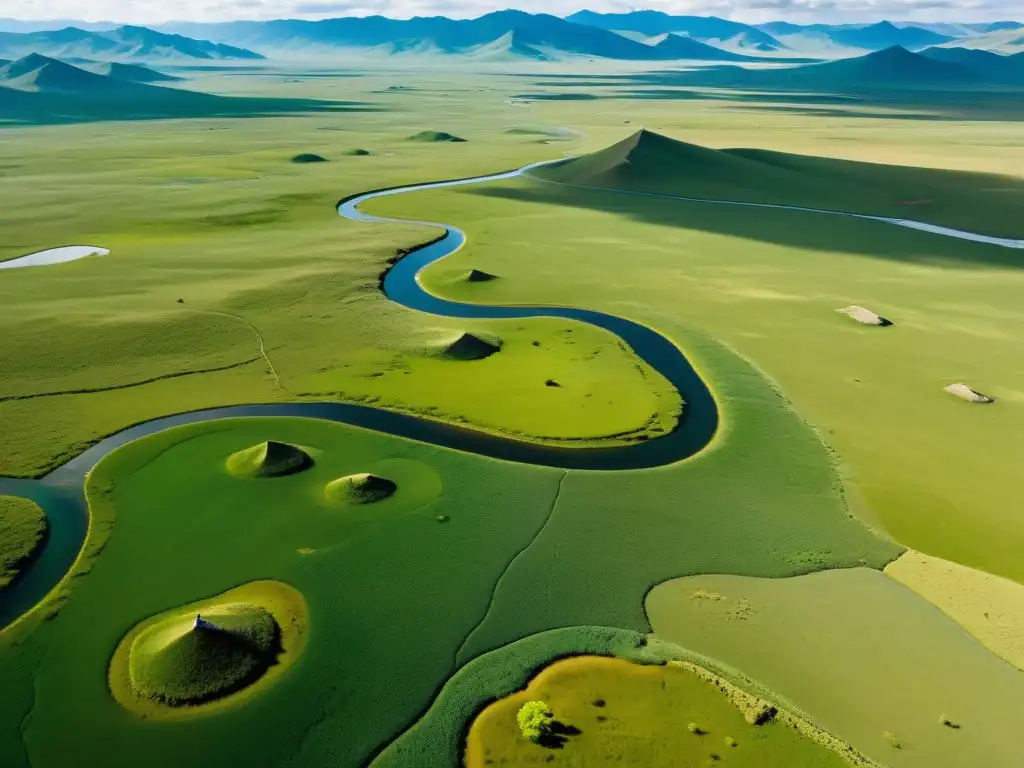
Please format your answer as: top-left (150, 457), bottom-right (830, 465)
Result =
top-left (530, 128), bottom-right (1024, 231)
top-left (919, 46), bottom-right (1024, 83)
top-left (660, 46), bottom-right (987, 91)
top-left (76, 59), bottom-right (182, 83)
top-left (159, 11), bottom-right (767, 61)
top-left (0, 53), bottom-right (347, 125)
top-left (0, 25), bottom-right (263, 61)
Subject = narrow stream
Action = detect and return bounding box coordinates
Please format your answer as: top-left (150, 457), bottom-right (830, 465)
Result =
top-left (0, 160), bottom-right (718, 629)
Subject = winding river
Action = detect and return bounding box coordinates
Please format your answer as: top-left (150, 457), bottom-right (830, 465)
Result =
top-left (0, 159), bottom-right (720, 630)
top-left (2, 157), bottom-right (1022, 630)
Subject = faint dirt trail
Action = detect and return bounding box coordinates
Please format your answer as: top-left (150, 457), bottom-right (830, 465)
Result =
top-left (187, 309), bottom-right (282, 387)
top-left (453, 470), bottom-right (568, 667)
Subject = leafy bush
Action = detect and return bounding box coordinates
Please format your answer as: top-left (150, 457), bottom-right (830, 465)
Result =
top-left (517, 700), bottom-right (553, 743)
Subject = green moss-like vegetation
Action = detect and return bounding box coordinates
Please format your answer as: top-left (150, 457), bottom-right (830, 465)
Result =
top-left (346, 148), bottom-right (372, 156)
top-left (0, 417), bottom-right (565, 766)
top-left (291, 153), bottom-right (328, 163)
top-left (109, 579), bottom-right (308, 719)
top-left (325, 473), bottom-right (397, 504)
top-left (408, 131), bottom-right (467, 143)
top-left (129, 603), bottom-right (278, 704)
top-left (0, 495), bottom-right (47, 589)
top-left (466, 656), bottom-right (854, 767)
top-left (377, 628), bottom-right (872, 767)
top-left (226, 440), bottom-right (313, 478)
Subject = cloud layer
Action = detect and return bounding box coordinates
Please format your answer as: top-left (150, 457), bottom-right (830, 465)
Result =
top-left (2, 0), bottom-right (1020, 24)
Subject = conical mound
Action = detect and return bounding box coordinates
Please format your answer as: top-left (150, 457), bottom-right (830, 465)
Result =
top-left (442, 332), bottom-right (501, 361)
top-left (128, 603), bottom-right (279, 705)
top-left (467, 269), bottom-right (498, 282)
top-left (226, 441), bottom-right (312, 478)
top-left (532, 129), bottom-right (749, 188)
top-left (325, 473), bottom-right (397, 504)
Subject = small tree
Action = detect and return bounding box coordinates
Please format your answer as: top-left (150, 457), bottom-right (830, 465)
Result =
top-left (517, 700), bottom-right (554, 743)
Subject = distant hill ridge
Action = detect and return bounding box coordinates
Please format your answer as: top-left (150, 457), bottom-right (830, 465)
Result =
top-left (157, 11), bottom-right (792, 62)
top-left (0, 24), bottom-right (263, 61)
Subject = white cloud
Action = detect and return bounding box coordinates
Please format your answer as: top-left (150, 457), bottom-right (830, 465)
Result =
top-left (1, 0), bottom-right (1019, 24)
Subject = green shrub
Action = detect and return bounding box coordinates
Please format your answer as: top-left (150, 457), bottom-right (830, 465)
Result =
top-left (517, 700), bottom-right (553, 743)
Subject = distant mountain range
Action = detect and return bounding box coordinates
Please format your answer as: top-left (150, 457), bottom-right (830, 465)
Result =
top-left (159, 11), bottom-right (790, 62)
top-left (0, 11), bottom-right (1021, 64)
top-left (0, 25), bottom-right (263, 61)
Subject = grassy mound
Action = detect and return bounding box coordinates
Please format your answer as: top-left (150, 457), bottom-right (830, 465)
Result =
top-left (129, 603), bottom-right (279, 706)
top-left (408, 131), bottom-right (467, 143)
top-left (346, 148), bottom-right (371, 156)
top-left (325, 473), bottom-right (397, 504)
top-left (467, 269), bottom-right (498, 282)
top-left (291, 153), bottom-right (328, 163)
top-left (226, 440), bottom-right (313, 478)
top-left (440, 332), bottom-right (502, 360)
top-left (0, 495), bottom-right (47, 589)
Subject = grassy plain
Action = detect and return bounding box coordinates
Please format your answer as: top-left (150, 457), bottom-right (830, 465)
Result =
top-left (647, 569), bottom-right (1024, 768)
top-left (0, 416), bottom-right (564, 767)
top-left (0, 496), bottom-right (47, 588)
top-left (366, 108), bottom-right (1024, 583)
top-left (886, 550), bottom-right (1024, 672)
top-left (466, 655), bottom-right (852, 767)
top-left (0, 69), bottom-right (676, 477)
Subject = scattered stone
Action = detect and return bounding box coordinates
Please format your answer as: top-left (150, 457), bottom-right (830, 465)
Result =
top-left (836, 305), bottom-right (892, 326)
top-left (545, 379), bottom-right (561, 387)
top-left (945, 383), bottom-right (995, 404)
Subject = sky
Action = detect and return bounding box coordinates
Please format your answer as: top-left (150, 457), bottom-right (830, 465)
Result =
top-left (0, 0), bottom-right (1019, 25)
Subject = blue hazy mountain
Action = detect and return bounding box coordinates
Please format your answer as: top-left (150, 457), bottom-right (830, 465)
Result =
top-left (0, 25), bottom-right (263, 61)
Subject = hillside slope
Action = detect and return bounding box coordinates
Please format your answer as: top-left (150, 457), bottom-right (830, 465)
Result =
top-left (530, 129), bottom-right (1024, 234)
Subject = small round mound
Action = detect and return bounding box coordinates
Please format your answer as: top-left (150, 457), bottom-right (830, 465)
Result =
top-left (226, 441), bottom-right (312, 478)
top-left (441, 332), bottom-right (501, 361)
top-left (346, 148), bottom-right (371, 156)
top-left (325, 473), bottom-right (397, 504)
top-left (291, 153), bottom-right (328, 163)
top-left (409, 131), bottom-right (467, 143)
top-left (129, 603), bottom-right (279, 706)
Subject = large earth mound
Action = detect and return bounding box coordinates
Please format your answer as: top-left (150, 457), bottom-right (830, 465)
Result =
top-left (128, 603), bottom-right (279, 706)
top-left (325, 473), bottom-right (398, 504)
top-left (441, 332), bottom-right (502, 361)
top-left (227, 441), bottom-right (313, 478)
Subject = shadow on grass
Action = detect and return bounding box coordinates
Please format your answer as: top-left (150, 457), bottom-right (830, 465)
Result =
top-left (0, 89), bottom-right (380, 127)
top-left (473, 182), bottom-right (1024, 268)
top-left (539, 721), bottom-right (582, 749)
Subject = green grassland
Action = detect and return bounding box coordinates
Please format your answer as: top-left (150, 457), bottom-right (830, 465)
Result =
top-left (466, 655), bottom-right (853, 767)
top-left (0, 416), bottom-right (565, 767)
top-left (3, 61), bottom-right (1024, 768)
top-left (0, 80), bottom-right (680, 476)
top-left (0, 496), bottom-right (47, 588)
top-left (647, 569), bottom-right (1024, 768)
top-left (366, 124), bottom-right (1024, 585)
